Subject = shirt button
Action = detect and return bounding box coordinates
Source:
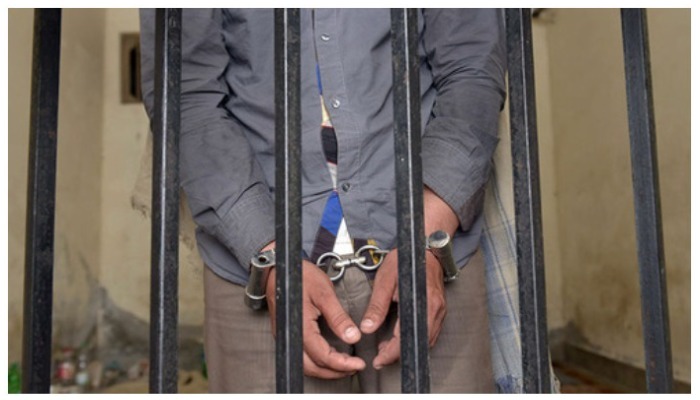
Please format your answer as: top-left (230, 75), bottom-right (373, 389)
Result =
top-left (320, 34), bottom-right (330, 41)
top-left (331, 99), bottom-right (341, 109)
top-left (341, 182), bottom-right (351, 192)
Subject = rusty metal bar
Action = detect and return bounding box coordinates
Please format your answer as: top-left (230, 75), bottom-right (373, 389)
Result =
top-left (505, 8), bottom-right (551, 393)
top-left (390, 8), bottom-right (430, 393)
top-left (149, 8), bottom-right (182, 394)
top-left (620, 8), bottom-right (673, 393)
top-left (274, 8), bottom-right (304, 393)
top-left (22, 8), bottom-right (62, 394)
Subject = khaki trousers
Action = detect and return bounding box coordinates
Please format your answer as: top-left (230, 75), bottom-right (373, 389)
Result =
top-left (203, 248), bottom-right (495, 393)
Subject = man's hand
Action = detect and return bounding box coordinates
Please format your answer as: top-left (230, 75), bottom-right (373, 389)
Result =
top-left (359, 249), bottom-right (446, 369)
top-left (359, 186), bottom-right (457, 370)
top-left (265, 259), bottom-right (367, 379)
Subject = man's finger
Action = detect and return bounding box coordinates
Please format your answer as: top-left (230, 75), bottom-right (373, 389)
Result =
top-left (303, 313), bottom-right (366, 373)
top-left (426, 290), bottom-right (446, 347)
top-left (314, 293), bottom-right (361, 344)
top-left (425, 254), bottom-right (447, 348)
top-left (303, 351), bottom-right (353, 379)
top-left (373, 320), bottom-right (401, 369)
top-left (360, 279), bottom-right (395, 334)
top-left (428, 307), bottom-right (446, 347)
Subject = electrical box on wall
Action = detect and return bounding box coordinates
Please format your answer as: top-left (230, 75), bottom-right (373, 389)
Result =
top-left (121, 33), bottom-right (141, 104)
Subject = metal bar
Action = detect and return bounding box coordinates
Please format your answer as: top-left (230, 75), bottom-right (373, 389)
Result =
top-left (390, 8), bottom-right (430, 393)
top-left (620, 8), bottom-right (673, 393)
top-left (274, 8), bottom-right (304, 393)
top-left (505, 8), bottom-right (551, 393)
top-left (22, 8), bottom-right (62, 394)
top-left (149, 8), bottom-right (181, 394)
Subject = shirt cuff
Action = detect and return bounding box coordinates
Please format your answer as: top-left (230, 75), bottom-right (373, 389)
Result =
top-left (214, 185), bottom-right (276, 273)
top-left (422, 132), bottom-right (497, 231)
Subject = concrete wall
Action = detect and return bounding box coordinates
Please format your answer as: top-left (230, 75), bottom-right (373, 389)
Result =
top-left (544, 8), bottom-right (690, 382)
top-left (99, 9), bottom-right (204, 328)
top-left (8, 8), bottom-right (204, 367)
top-left (8, 7), bottom-right (34, 365)
top-left (532, 19), bottom-right (566, 331)
top-left (8, 8), bottom-right (106, 362)
top-left (97, 8), bottom-right (205, 364)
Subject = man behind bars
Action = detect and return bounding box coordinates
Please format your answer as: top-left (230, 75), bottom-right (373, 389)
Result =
top-left (140, 9), bottom-right (505, 393)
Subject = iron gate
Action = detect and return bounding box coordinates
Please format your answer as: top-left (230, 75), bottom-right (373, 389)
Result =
top-left (21, 8), bottom-right (672, 394)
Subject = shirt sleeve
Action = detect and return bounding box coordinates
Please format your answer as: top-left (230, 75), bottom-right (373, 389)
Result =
top-left (139, 9), bottom-right (275, 271)
top-left (421, 9), bottom-right (507, 231)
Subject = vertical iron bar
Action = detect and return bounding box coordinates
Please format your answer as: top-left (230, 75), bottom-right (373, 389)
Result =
top-left (390, 8), bottom-right (430, 393)
top-left (620, 8), bottom-right (673, 393)
top-left (149, 8), bottom-right (181, 394)
top-left (22, 8), bottom-right (62, 394)
top-left (274, 8), bottom-right (304, 393)
top-left (505, 8), bottom-right (551, 393)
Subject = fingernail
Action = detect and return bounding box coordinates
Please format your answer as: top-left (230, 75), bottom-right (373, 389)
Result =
top-left (361, 319), bottom-right (374, 330)
top-left (345, 327), bottom-right (360, 340)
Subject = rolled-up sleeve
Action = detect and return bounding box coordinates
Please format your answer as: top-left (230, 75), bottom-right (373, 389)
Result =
top-left (421, 9), bottom-right (506, 231)
top-left (140, 9), bottom-right (275, 271)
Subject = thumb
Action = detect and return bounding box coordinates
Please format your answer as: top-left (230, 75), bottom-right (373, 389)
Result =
top-left (314, 293), bottom-right (361, 345)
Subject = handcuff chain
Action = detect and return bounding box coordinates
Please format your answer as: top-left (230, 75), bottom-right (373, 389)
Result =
top-left (316, 245), bottom-right (390, 282)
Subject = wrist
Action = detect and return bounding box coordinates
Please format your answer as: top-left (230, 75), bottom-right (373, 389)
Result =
top-left (423, 186), bottom-right (459, 237)
top-left (261, 240), bottom-right (276, 252)
top-left (425, 250), bottom-right (440, 270)
top-left (426, 230), bottom-right (460, 283)
top-left (260, 241), bottom-right (276, 285)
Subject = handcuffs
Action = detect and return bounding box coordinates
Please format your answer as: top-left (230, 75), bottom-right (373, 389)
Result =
top-left (316, 245), bottom-right (390, 282)
top-left (244, 230), bottom-right (460, 310)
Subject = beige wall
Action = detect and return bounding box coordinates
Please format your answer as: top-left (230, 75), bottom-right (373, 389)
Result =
top-left (98, 9), bottom-right (152, 324)
top-left (8, 8), bottom-right (106, 362)
top-left (8, 8), bottom-right (205, 365)
top-left (646, 9), bottom-right (692, 382)
top-left (545, 8), bottom-right (690, 382)
top-left (532, 20), bottom-right (566, 331)
top-left (98, 8), bottom-right (204, 333)
top-left (8, 7), bottom-right (33, 365)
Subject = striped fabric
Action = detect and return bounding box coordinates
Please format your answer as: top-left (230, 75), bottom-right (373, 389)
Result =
top-left (482, 111), bottom-right (560, 393)
top-left (310, 64), bottom-right (378, 267)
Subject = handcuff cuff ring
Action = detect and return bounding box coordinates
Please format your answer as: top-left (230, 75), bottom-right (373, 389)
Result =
top-left (244, 249), bottom-right (275, 310)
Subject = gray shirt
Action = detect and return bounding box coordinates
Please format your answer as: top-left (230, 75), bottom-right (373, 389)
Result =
top-left (140, 9), bottom-right (506, 286)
